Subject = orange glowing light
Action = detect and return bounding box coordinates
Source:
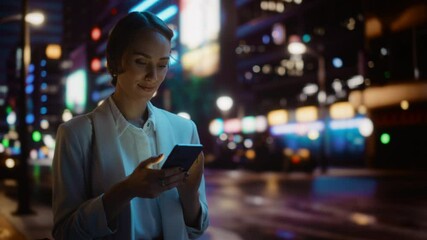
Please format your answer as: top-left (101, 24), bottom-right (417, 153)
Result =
top-left (91, 27), bottom-right (101, 41)
top-left (291, 156), bottom-right (301, 164)
top-left (91, 58), bottom-right (101, 72)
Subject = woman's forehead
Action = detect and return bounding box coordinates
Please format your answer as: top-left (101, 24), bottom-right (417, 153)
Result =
top-left (127, 28), bottom-right (171, 58)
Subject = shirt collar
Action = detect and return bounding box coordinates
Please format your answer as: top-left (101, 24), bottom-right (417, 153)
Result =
top-left (107, 96), bottom-right (156, 137)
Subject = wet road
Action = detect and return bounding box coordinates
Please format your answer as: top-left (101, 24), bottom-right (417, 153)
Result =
top-left (202, 168), bottom-right (427, 240)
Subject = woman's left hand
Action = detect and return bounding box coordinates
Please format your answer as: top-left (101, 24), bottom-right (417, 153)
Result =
top-left (177, 151), bottom-right (204, 198)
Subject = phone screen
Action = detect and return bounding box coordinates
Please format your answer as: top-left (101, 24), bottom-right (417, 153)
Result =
top-left (161, 144), bottom-right (203, 171)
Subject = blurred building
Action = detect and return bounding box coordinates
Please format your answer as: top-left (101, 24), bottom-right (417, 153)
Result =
top-left (0, 0), bottom-right (63, 166)
top-left (2, 0), bottom-right (426, 173)
top-left (209, 0), bottom-right (427, 170)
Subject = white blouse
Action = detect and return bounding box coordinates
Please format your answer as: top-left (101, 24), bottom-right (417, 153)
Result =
top-left (109, 97), bottom-right (163, 239)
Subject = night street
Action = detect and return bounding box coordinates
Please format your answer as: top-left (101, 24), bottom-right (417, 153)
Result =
top-left (1, 167), bottom-right (427, 239)
top-left (202, 168), bottom-right (427, 240)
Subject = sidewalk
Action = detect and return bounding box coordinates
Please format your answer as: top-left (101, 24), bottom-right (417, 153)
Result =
top-left (0, 181), bottom-right (53, 240)
top-left (0, 179), bottom-right (239, 240)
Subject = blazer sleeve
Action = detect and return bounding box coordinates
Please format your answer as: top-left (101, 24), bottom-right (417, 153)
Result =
top-left (52, 121), bottom-right (114, 239)
top-left (186, 121), bottom-right (210, 239)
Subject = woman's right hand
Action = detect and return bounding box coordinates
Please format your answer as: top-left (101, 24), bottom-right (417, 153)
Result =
top-left (124, 154), bottom-right (187, 199)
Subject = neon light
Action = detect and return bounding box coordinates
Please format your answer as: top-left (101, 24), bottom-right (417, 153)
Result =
top-left (209, 118), bottom-right (224, 136)
top-left (157, 5), bottom-right (178, 22)
top-left (224, 118), bottom-right (241, 134)
top-left (242, 116), bottom-right (256, 134)
top-left (270, 121), bottom-right (324, 136)
top-left (129, 0), bottom-right (159, 13)
top-left (255, 116), bottom-right (268, 132)
top-left (66, 69), bottom-right (88, 114)
top-left (330, 118), bottom-right (361, 129)
top-left (329, 118), bottom-right (368, 130)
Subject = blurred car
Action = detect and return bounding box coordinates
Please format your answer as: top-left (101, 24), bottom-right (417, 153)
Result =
top-left (282, 148), bottom-right (316, 173)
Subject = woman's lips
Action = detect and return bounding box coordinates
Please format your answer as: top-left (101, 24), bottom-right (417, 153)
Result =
top-left (138, 84), bottom-right (155, 91)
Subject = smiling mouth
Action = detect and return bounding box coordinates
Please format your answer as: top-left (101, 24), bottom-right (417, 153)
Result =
top-left (137, 84), bottom-right (155, 91)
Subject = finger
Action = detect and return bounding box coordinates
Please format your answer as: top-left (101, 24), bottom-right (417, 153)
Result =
top-left (158, 171), bottom-right (186, 189)
top-left (162, 167), bottom-right (185, 178)
top-left (162, 179), bottom-right (185, 191)
top-left (139, 154), bottom-right (164, 169)
top-left (164, 171), bottom-right (187, 185)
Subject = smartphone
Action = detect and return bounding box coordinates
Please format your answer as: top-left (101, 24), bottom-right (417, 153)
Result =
top-left (161, 144), bottom-right (203, 171)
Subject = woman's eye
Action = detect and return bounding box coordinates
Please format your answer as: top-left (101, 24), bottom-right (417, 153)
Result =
top-left (136, 60), bottom-right (147, 65)
top-left (158, 65), bottom-right (167, 69)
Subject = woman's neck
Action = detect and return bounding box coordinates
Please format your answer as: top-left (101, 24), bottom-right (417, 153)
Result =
top-left (111, 93), bottom-right (148, 122)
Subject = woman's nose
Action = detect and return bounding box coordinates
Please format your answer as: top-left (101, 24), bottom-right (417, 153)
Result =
top-left (145, 65), bottom-right (157, 81)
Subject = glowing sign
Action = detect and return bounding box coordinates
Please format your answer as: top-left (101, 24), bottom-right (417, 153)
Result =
top-left (129, 0), bottom-right (159, 12)
top-left (157, 5), bottom-right (178, 22)
top-left (295, 106), bottom-right (318, 122)
top-left (180, 0), bottom-right (220, 77)
top-left (66, 69), bottom-right (87, 114)
top-left (267, 109), bottom-right (288, 126)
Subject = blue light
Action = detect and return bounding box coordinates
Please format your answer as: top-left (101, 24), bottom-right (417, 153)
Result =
top-left (172, 29), bottom-right (179, 42)
top-left (41, 70), bottom-right (47, 78)
top-left (276, 230), bottom-right (295, 239)
top-left (40, 107), bottom-right (47, 115)
top-left (332, 57), bottom-right (343, 68)
top-left (40, 59), bottom-right (46, 67)
top-left (26, 113), bottom-right (35, 124)
top-left (262, 35), bottom-right (270, 44)
top-left (41, 83), bottom-right (47, 90)
top-left (29, 64), bottom-right (35, 73)
top-left (25, 84), bottom-right (34, 94)
top-left (157, 5), bottom-right (178, 22)
top-left (26, 74), bottom-right (34, 84)
top-left (91, 91), bottom-right (100, 102)
top-left (129, 0), bottom-right (159, 13)
top-left (302, 34), bottom-right (311, 43)
top-left (41, 95), bottom-right (47, 102)
top-left (313, 178), bottom-right (377, 197)
top-left (169, 51), bottom-right (179, 66)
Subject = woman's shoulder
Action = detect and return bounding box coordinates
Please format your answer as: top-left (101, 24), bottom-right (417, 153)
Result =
top-left (154, 106), bottom-right (196, 127)
top-left (58, 113), bottom-right (92, 134)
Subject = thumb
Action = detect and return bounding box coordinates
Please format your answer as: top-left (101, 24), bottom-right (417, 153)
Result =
top-left (139, 154), bottom-right (164, 169)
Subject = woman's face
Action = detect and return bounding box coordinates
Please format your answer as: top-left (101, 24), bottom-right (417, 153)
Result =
top-left (116, 28), bottom-right (171, 101)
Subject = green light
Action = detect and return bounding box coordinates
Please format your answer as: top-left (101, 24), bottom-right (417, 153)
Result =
top-left (380, 133), bottom-right (390, 144)
top-left (32, 131), bottom-right (42, 142)
top-left (2, 138), bottom-right (9, 147)
top-left (6, 106), bottom-right (12, 114)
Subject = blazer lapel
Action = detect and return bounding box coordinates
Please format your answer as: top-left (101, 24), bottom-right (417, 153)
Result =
top-left (91, 100), bottom-right (126, 190)
top-left (150, 102), bottom-right (176, 167)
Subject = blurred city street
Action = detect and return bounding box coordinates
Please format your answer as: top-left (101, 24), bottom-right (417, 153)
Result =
top-left (0, 0), bottom-right (427, 239)
top-left (1, 167), bottom-right (427, 240)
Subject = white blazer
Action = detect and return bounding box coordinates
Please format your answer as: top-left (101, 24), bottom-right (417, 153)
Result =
top-left (52, 99), bottom-right (209, 240)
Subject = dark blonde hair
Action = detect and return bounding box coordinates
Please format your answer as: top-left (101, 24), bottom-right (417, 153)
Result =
top-left (106, 11), bottom-right (173, 86)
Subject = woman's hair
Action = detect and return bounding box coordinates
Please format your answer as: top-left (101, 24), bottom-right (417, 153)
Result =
top-left (106, 11), bottom-right (174, 86)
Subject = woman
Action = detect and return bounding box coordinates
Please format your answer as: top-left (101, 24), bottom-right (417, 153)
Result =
top-left (52, 11), bottom-right (209, 240)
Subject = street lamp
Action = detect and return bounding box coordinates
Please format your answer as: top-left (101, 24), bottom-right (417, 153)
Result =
top-left (216, 96), bottom-right (233, 113)
top-left (1, 2), bottom-right (46, 215)
top-left (287, 35), bottom-right (328, 172)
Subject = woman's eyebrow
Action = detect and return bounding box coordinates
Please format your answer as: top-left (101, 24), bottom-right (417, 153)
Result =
top-left (133, 51), bottom-right (170, 60)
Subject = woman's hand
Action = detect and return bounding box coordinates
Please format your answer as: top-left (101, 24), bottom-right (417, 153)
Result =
top-left (103, 154), bottom-right (186, 229)
top-left (124, 154), bottom-right (187, 199)
top-left (177, 152), bottom-right (204, 198)
top-left (176, 152), bottom-right (204, 227)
